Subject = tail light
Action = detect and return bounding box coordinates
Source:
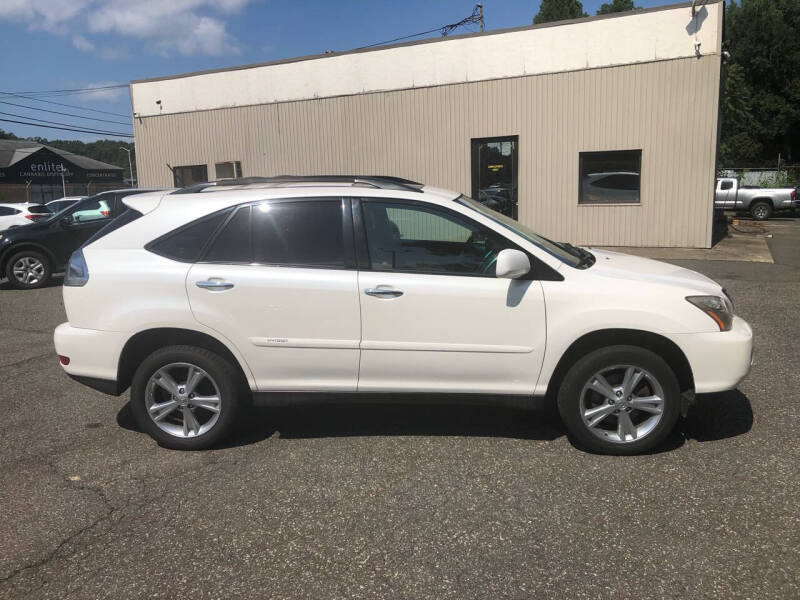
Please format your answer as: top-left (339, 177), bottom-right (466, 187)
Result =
top-left (25, 214), bottom-right (45, 221)
top-left (59, 355), bottom-right (70, 365)
top-left (792, 190), bottom-right (796, 200)
top-left (64, 249), bottom-right (89, 287)
top-left (101, 210), bottom-right (110, 217)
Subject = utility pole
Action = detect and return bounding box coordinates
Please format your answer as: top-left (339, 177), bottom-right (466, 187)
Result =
top-left (478, 3), bottom-right (484, 32)
top-left (120, 145), bottom-right (135, 187)
top-left (60, 167), bottom-right (66, 198)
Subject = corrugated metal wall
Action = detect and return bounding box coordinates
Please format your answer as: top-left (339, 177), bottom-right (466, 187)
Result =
top-left (134, 54), bottom-right (721, 248)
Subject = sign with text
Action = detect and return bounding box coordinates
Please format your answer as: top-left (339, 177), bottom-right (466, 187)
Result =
top-left (0, 147), bottom-right (123, 184)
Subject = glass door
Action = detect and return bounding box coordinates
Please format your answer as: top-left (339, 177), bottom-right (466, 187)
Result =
top-left (471, 136), bottom-right (518, 219)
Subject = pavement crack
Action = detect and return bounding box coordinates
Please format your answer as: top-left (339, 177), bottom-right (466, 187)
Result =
top-left (0, 351), bottom-right (54, 370)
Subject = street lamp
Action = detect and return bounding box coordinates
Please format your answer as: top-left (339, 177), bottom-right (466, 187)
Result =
top-left (119, 146), bottom-right (135, 188)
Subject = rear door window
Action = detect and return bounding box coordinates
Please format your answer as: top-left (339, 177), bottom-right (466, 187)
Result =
top-left (252, 200), bottom-right (345, 268)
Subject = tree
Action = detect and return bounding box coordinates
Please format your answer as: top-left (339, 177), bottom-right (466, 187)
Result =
top-left (596, 0), bottom-right (639, 15)
top-left (533, 0), bottom-right (587, 24)
top-left (721, 0), bottom-right (800, 166)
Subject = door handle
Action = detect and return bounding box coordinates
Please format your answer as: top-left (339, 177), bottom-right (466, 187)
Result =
top-left (365, 287), bottom-right (403, 299)
top-left (196, 279), bottom-right (235, 291)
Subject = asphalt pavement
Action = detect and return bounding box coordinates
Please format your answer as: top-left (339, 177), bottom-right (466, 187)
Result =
top-left (0, 221), bottom-right (798, 599)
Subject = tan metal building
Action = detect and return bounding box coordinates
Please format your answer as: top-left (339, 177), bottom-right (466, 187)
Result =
top-left (130, 0), bottom-right (723, 248)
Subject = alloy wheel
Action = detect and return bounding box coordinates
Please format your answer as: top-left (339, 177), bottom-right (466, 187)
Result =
top-left (145, 362), bottom-right (222, 438)
top-left (12, 257), bottom-right (45, 285)
top-left (579, 365), bottom-right (665, 444)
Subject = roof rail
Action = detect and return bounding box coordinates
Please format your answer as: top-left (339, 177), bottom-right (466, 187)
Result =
top-left (170, 175), bottom-right (424, 195)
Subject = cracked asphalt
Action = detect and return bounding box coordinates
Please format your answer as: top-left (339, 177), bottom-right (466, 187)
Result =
top-left (1, 220), bottom-right (798, 599)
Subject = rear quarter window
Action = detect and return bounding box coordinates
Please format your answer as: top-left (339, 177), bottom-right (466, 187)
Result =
top-left (146, 209), bottom-right (232, 262)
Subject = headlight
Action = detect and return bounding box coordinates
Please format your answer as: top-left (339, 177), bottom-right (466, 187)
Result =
top-left (686, 295), bottom-right (733, 331)
top-left (64, 249), bottom-right (89, 287)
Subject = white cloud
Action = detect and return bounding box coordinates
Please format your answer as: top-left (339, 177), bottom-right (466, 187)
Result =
top-left (0, 0), bottom-right (253, 57)
top-left (72, 34), bottom-right (94, 52)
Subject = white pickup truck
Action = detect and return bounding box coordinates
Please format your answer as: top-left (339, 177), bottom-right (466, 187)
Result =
top-left (714, 177), bottom-right (797, 220)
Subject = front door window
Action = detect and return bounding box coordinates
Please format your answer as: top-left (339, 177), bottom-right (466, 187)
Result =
top-left (471, 136), bottom-right (518, 219)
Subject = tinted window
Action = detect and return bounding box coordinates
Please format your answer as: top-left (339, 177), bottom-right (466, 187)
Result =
top-left (252, 200), bottom-right (344, 268)
top-left (148, 210), bottom-right (231, 262)
top-left (362, 201), bottom-right (515, 276)
top-left (720, 180), bottom-right (733, 190)
top-left (204, 206), bottom-right (252, 263)
top-left (579, 150), bottom-right (641, 204)
top-left (0, 207), bottom-right (19, 216)
top-left (28, 205), bottom-right (51, 214)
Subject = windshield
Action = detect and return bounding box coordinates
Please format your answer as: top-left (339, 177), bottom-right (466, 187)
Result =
top-left (457, 195), bottom-right (585, 267)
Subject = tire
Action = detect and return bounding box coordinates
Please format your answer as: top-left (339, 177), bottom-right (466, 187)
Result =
top-left (557, 345), bottom-right (681, 455)
top-left (130, 345), bottom-right (243, 450)
top-left (750, 201), bottom-right (772, 221)
top-left (5, 250), bottom-right (52, 289)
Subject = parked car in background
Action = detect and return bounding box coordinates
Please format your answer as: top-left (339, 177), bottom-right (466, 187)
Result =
top-left (714, 177), bottom-right (797, 220)
top-left (54, 176), bottom-right (753, 455)
top-left (0, 188), bottom-right (162, 289)
top-left (46, 196), bottom-right (84, 214)
top-left (0, 203), bottom-right (51, 231)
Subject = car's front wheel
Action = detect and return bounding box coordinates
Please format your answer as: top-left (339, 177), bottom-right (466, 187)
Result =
top-left (130, 345), bottom-right (242, 450)
top-left (5, 250), bottom-right (52, 289)
top-left (557, 345), bottom-right (681, 455)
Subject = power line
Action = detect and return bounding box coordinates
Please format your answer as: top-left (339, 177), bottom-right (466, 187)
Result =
top-left (0, 100), bottom-right (132, 126)
top-left (0, 118), bottom-right (134, 138)
top-left (0, 91), bottom-right (131, 119)
top-left (4, 83), bottom-right (128, 96)
top-left (352, 3), bottom-right (484, 50)
top-left (0, 109), bottom-right (133, 134)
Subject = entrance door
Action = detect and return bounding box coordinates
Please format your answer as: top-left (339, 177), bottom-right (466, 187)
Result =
top-left (355, 198), bottom-right (546, 395)
top-left (471, 136), bottom-right (518, 219)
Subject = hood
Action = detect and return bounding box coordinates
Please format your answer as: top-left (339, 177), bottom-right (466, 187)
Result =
top-left (586, 248), bottom-right (722, 294)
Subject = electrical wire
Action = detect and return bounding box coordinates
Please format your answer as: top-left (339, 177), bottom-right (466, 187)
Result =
top-left (0, 91), bottom-right (131, 119)
top-left (0, 100), bottom-right (131, 126)
top-left (0, 109), bottom-right (132, 133)
top-left (351, 4), bottom-right (484, 50)
top-left (3, 84), bottom-right (128, 97)
top-left (0, 117), bottom-right (133, 138)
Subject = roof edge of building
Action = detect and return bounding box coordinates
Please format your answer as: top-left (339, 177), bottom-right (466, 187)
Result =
top-left (130, 0), bottom-right (717, 86)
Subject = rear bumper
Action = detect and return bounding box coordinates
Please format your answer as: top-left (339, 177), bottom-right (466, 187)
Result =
top-left (54, 322), bottom-right (127, 395)
top-left (671, 316), bottom-right (753, 393)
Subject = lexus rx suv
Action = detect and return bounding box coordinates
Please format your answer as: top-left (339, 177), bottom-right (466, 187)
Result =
top-left (54, 176), bottom-right (753, 454)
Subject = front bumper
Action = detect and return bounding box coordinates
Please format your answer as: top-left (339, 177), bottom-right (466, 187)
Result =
top-left (670, 315), bottom-right (753, 393)
top-left (54, 322), bottom-right (127, 394)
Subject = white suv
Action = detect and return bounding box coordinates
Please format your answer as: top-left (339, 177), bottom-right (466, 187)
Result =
top-left (54, 176), bottom-right (753, 454)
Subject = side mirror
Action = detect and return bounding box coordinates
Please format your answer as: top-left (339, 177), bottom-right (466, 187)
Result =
top-left (60, 216), bottom-right (74, 226)
top-left (495, 249), bottom-right (530, 279)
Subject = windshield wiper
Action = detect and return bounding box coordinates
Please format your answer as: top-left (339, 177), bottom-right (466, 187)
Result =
top-left (559, 242), bottom-right (595, 267)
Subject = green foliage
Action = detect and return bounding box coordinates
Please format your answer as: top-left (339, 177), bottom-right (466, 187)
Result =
top-left (596, 0), bottom-right (639, 15)
top-left (721, 0), bottom-right (800, 166)
top-left (0, 129), bottom-right (134, 178)
top-left (533, 0), bottom-right (587, 24)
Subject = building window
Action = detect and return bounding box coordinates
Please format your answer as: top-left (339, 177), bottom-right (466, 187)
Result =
top-left (579, 150), bottom-right (642, 205)
top-left (215, 161), bottom-right (242, 180)
top-left (471, 136), bottom-right (518, 219)
top-left (173, 164), bottom-right (208, 188)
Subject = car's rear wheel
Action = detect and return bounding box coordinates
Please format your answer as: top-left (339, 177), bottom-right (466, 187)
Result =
top-left (557, 345), bottom-right (681, 455)
top-left (750, 201), bottom-right (772, 221)
top-left (130, 345), bottom-right (242, 450)
top-left (5, 250), bottom-right (51, 289)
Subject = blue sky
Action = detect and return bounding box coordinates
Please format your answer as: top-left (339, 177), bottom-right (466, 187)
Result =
top-left (0, 0), bottom-right (673, 142)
